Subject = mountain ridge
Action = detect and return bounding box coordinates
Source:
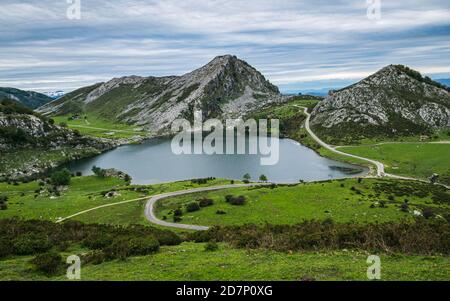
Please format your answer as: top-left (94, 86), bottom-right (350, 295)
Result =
top-left (310, 64), bottom-right (450, 144)
top-left (0, 87), bottom-right (53, 109)
top-left (38, 55), bottom-right (282, 135)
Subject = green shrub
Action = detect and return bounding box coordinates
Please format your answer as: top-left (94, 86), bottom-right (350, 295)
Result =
top-left (128, 237), bottom-right (160, 256)
top-left (105, 236), bottom-right (159, 260)
top-left (12, 233), bottom-right (52, 255)
top-left (0, 238), bottom-right (13, 258)
top-left (173, 216), bottom-right (182, 223)
top-left (188, 220), bottom-right (450, 255)
top-left (50, 169), bottom-right (71, 186)
top-left (216, 210), bottom-right (227, 215)
top-left (400, 202), bottom-right (409, 212)
top-left (173, 208), bottom-right (183, 217)
top-left (82, 250), bottom-right (107, 265)
top-left (228, 196), bottom-right (246, 206)
top-left (423, 208), bottom-right (435, 219)
top-left (204, 241), bottom-right (219, 252)
top-left (198, 198), bottom-right (214, 207)
top-left (31, 252), bottom-right (63, 276)
top-left (186, 202), bottom-right (200, 212)
top-left (82, 233), bottom-right (113, 250)
top-left (92, 166), bottom-right (106, 178)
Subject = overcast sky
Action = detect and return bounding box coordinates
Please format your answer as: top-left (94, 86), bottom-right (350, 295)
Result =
top-left (0, 0), bottom-right (449, 93)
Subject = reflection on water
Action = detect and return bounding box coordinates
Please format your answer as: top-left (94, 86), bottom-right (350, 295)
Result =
top-left (68, 137), bottom-right (368, 184)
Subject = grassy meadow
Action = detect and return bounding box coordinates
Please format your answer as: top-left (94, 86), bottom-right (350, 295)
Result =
top-left (52, 114), bottom-right (147, 140)
top-left (1, 242), bottom-right (449, 281)
top-left (339, 143), bottom-right (450, 185)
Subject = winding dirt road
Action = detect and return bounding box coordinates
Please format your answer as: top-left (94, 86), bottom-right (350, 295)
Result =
top-left (144, 183), bottom-right (270, 230)
top-left (298, 106), bottom-right (449, 189)
top-left (297, 106), bottom-right (385, 177)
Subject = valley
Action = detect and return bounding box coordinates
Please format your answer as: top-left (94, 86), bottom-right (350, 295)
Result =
top-left (0, 57), bottom-right (449, 282)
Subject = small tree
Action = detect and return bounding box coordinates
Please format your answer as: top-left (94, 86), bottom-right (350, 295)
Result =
top-left (243, 173), bottom-right (251, 183)
top-left (50, 169), bottom-right (71, 186)
top-left (259, 174), bottom-right (268, 182)
top-left (92, 166), bottom-right (106, 178)
top-left (124, 174), bottom-right (131, 183)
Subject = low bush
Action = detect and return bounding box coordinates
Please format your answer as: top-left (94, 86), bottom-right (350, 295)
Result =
top-left (82, 250), bottom-right (107, 265)
top-left (186, 202), bottom-right (200, 212)
top-left (216, 210), bottom-right (227, 215)
top-left (50, 169), bottom-right (71, 186)
top-left (173, 208), bottom-right (183, 217)
top-left (105, 236), bottom-right (160, 260)
top-left (31, 251), bottom-right (63, 276)
top-left (12, 233), bottom-right (52, 255)
top-left (198, 198), bottom-right (214, 207)
top-left (227, 196), bottom-right (246, 206)
top-left (400, 202), bottom-right (409, 212)
top-left (191, 177), bottom-right (216, 185)
top-left (204, 241), bottom-right (219, 252)
top-left (188, 219), bottom-right (450, 255)
top-left (0, 219), bottom-right (182, 261)
top-left (423, 208), bottom-right (435, 219)
top-left (82, 233), bottom-right (114, 250)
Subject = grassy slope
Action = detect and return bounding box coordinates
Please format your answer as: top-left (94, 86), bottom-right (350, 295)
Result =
top-left (248, 99), bottom-right (377, 172)
top-left (339, 143), bottom-right (450, 185)
top-left (264, 99), bottom-right (449, 180)
top-left (0, 177), bottom-right (448, 281)
top-left (67, 178), bottom-right (450, 227)
top-left (0, 147), bottom-right (101, 175)
top-left (0, 177), bottom-right (238, 222)
top-left (154, 179), bottom-right (449, 227)
top-left (1, 242), bottom-right (448, 281)
top-left (52, 114), bottom-right (147, 140)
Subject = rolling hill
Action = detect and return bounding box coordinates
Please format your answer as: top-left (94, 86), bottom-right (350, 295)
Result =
top-left (0, 87), bottom-right (53, 109)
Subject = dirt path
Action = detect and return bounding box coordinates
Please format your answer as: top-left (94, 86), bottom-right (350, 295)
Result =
top-left (296, 106), bottom-right (385, 177)
top-left (144, 183), bottom-right (271, 230)
top-left (297, 106), bottom-right (449, 189)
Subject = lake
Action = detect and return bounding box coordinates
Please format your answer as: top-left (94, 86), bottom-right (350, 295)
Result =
top-left (68, 137), bottom-right (368, 184)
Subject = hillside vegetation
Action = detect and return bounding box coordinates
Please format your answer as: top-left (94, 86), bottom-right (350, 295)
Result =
top-left (311, 65), bottom-right (450, 144)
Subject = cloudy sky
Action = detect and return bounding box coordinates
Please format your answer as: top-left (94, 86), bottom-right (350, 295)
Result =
top-left (1, 0), bottom-right (450, 93)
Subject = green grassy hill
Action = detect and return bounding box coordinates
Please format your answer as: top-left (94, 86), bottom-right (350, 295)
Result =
top-left (0, 87), bottom-right (52, 109)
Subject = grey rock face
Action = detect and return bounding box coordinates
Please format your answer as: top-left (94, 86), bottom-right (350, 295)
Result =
top-left (310, 65), bottom-right (450, 139)
top-left (0, 112), bottom-right (112, 151)
top-left (38, 55), bottom-right (282, 134)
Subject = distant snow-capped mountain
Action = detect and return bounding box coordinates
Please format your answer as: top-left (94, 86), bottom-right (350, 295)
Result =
top-left (43, 91), bottom-right (66, 99)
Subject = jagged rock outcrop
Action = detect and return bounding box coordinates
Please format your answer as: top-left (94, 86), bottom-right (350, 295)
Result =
top-left (310, 65), bottom-right (450, 143)
top-left (0, 103), bottom-right (113, 180)
top-left (0, 112), bottom-right (111, 151)
top-left (38, 55), bottom-right (283, 135)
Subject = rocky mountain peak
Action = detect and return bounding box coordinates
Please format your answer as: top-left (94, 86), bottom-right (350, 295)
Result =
top-left (37, 55), bottom-right (282, 134)
top-left (311, 64), bottom-right (450, 143)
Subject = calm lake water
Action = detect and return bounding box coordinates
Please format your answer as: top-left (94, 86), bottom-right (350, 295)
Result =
top-left (68, 137), bottom-right (368, 184)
